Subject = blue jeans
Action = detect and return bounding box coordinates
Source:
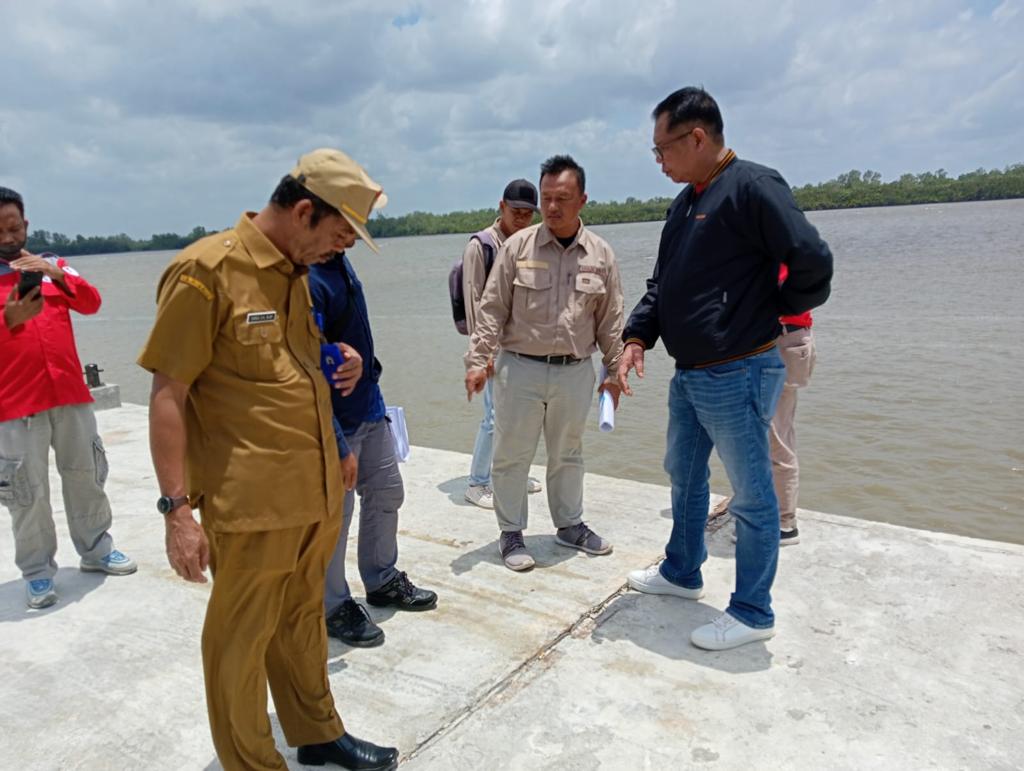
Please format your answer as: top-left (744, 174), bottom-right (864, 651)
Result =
top-left (468, 378), bottom-right (495, 487)
top-left (659, 348), bottom-right (786, 629)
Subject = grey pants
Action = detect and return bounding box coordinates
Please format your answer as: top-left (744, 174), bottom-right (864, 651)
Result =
top-left (323, 418), bottom-right (403, 613)
top-left (492, 351), bottom-right (596, 532)
top-left (0, 404), bottom-right (114, 580)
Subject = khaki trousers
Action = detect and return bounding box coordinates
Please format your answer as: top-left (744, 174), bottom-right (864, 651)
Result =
top-left (769, 328), bottom-right (816, 529)
top-left (491, 351), bottom-right (595, 532)
top-left (202, 516), bottom-right (344, 771)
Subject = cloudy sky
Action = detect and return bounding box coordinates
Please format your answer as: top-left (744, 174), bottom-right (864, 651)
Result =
top-left (3, 0), bottom-right (1021, 238)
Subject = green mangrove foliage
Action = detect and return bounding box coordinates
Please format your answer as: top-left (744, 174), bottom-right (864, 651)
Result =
top-left (22, 164), bottom-right (1024, 256)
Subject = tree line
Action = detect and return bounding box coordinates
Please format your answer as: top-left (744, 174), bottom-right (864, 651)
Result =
top-left (23, 163), bottom-right (1024, 256)
top-left (26, 226), bottom-right (215, 257)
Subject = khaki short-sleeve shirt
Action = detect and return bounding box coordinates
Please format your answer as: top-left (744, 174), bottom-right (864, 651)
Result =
top-left (138, 213), bottom-right (344, 533)
top-left (466, 221), bottom-right (624, 374)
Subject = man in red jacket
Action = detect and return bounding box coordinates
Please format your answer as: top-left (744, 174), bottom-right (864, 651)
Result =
top-left (0, 186), bottom-right (135, 610)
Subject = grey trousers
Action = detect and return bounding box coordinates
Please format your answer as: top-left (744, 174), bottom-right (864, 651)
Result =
top-left (0, 404), bottom-right (114, 580)
top-left (323, 418), bottom-right (403, 613)
top-left (491, 351), bottom-right (596, 532)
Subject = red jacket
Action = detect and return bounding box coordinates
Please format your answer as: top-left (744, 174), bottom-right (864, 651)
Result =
top-left (0, 257), bottom-right (101, 422)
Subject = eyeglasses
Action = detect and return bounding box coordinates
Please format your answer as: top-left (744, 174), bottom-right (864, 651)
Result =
top-left (651, 128), bottom-right (695, 161)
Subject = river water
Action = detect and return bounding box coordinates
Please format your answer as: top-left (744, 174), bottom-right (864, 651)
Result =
top-left (66, 199), bottom-right (1024, 544)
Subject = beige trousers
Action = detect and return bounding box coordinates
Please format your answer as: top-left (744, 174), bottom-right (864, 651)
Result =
top-left (491, 351), bottom-right (596, 532)
top-left (769, 328), bottom-right (816, 530)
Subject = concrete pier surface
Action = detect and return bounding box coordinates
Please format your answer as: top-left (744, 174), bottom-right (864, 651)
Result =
top-left (1, 404), bottom-right (1022, 770)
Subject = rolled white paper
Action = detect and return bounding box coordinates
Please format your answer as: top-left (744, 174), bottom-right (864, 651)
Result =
top-left (599, 390), bottom-right (615, 432)
top-left (598, 365), bottom-right (615, 432)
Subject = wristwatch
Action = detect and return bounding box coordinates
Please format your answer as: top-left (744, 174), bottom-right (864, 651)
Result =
top-left (156, 494), bottom-right (190, 515)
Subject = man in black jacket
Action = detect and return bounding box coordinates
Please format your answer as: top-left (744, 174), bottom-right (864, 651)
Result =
top-left (618, 87), bottom-right (832, 651)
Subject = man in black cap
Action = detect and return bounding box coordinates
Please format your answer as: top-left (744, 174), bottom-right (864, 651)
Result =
top-left (462, 180), bottom-right (541, 509)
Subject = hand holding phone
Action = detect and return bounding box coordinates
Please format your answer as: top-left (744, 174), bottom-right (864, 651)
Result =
top-left (16, 270), bottom-right (44, 300)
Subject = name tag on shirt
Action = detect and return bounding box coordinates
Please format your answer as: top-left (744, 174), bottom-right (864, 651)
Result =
top-left (246, 311), bottom-right (277, 325)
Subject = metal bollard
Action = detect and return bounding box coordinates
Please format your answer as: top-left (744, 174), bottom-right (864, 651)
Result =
top-left (84, 363), bottom-right (104, 388)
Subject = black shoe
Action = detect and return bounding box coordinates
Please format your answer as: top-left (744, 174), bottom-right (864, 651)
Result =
top-left (780, 527), bottom-right (801, 546)
top-left (297, 732), bottom-right (398, 769)
top-left (365, 571), bottom-right (437, 611)
top-left (325, 599), bottom-right (384, 647)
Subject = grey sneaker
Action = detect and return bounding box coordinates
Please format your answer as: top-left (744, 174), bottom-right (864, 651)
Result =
top-left (26, 578), bottom-right (57, 609)
top-left (499, 531), bottom-right (535, 571)
top-left (465, 484), bottom-right (494, 509)
top-left (555, 522), bottom-right (612, 555)
top-left (527, 476), bottom-right (542, 494)
top-left (80, 549), bottom-right (138, 576)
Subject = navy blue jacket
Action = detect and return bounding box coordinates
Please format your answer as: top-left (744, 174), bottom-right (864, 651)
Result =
top-left (622, 158), bottom-right (833, 368)
top-left (309, 253), bottom-right (386, 435)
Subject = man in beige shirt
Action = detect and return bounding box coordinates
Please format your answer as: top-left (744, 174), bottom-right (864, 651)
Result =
top-left (140, 149), bottom-right (398, 771)
top-left (462, 179), bottom-right (542, 509)
top-left (465, 155), bottom-right (624, 571)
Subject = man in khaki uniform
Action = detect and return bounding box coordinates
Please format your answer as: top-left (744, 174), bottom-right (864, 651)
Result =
top-left (465, 155), bottom-right (624, 572)
top-left (140, 149), bottom-right (398, 771)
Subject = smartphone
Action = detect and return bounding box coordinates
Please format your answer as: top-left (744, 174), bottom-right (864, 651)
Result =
top-left (17, 270), bottom-right (44, 300)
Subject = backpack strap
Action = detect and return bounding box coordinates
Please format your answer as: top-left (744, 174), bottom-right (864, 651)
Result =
top-left (470, 230), bottom-right (497, 278)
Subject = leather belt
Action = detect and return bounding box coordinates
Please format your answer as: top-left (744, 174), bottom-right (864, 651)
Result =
top-left (515, 352), bottom-right (583, 366)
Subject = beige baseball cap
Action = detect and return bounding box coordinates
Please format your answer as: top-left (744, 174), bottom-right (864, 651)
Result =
top-left (289, 148), bottom-right (388, 253)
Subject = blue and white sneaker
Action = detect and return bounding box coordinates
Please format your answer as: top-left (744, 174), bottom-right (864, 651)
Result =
top-left (26, 578), bottom-right (57, 609)
top-left (80, 549), bottom-right (138, 576)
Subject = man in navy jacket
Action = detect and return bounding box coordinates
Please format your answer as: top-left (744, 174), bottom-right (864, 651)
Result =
top-left (309, 227), bottom-right (437, 648)
top-left (618, 87), bottom-right (832, 651)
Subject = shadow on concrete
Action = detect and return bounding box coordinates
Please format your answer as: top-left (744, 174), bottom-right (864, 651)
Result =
top-left (0, 566), bottom-right (108, 623)
top-left (590, 592), bottom-right (772, 674)
top-left (449, 534), bottom-right (578, 575)
top-left (707, 530), bottom-right (737, 560)
top-left (436, 476), bottom-right (478, 507)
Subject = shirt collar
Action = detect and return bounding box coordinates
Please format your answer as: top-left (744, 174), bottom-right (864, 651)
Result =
top-left (536, 220), bottom-right (591, 255)
top-left (491, 217), bottom-right (509, 246)
top-left (236, 213), bottom-right (296, 273)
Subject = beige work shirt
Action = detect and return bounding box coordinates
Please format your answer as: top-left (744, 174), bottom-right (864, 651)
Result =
top-left (461, 218), bottom-right (508, 338)
top-left (466, 220), bottom-right (624, 375)
top-left (138, 213), bottom-right (344, 533)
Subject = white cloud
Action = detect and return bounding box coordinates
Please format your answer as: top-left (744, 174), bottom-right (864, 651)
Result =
top-left (1, 0), bottom-right (1021, 237)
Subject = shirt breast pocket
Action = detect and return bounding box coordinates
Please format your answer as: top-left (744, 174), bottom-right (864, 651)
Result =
top-left (575, 272), bottom-right (606, 295)
top-left (231, 318), bottom-right (286, 382)
top-left (513, 267), bottom-right (553, 322)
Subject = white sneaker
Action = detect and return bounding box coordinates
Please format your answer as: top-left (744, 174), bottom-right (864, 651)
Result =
top-left (627, 564), bottom-right (704, 599)
top-left (465, 485), bottom-right (494, 509)
top-left (527, 477), bottom-right (542, 494)
top-left (690, 612), bottom-right (775, 650)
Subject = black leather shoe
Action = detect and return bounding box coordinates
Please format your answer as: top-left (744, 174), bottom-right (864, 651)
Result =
top-left (325, 600), bottom-right (384, 647)
top-left (297, 732), bottom-right (398, 769)
top-left (365, 571), bottom-right (437, 611)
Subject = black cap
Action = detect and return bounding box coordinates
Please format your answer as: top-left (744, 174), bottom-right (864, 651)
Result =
top-left (502, 179), bottom-right (539, 212)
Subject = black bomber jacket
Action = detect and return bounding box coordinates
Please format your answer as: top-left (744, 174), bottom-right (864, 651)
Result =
top-left (622, 157), bottom-right (833, 368)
